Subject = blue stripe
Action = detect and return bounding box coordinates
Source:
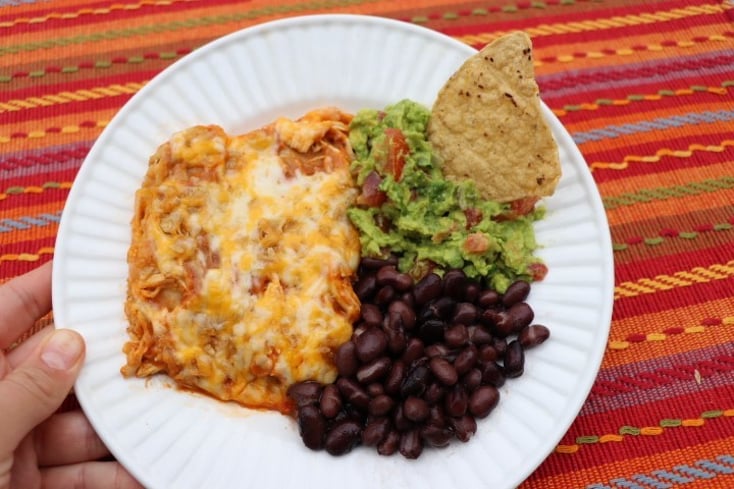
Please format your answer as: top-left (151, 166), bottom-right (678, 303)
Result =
top-left (0, 0), bottom-right (50, 6)
top-left (0, 211), bottom-right (62, 233)
top-left (571, 109), bottom-right (734, 144)
top-left (589, 456), bottom-right (734, 489)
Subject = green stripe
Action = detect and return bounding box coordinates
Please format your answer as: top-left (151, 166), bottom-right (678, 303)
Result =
top-left (0, 0), bottom-right (380, 58)
top-left (604, 176), bottom-right (734, 210)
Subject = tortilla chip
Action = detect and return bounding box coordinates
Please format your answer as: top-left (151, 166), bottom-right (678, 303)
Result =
top-left (428, 32), bottom-right (561, 204)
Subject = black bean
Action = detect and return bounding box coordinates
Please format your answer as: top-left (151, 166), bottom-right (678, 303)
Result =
top-left (319, 384), bottom-right (342, 419)
top-left (477, 289), bottom-right (500, 308)
top-left (403, 397), bottom-right (430, 422)
top-left (423, 382), bottom-right (446, 405)
top-left (401, 291), bottom-right (416, 309)
top-left (429, 357), bottom-right (458, 386)
top-left (502, 280), bottom-right (531, 307)
top-left (467, 325), bottom-right (493, 345)
top-left (519, 324), bottom-right (550, 349)
top-left (444, 324), bottom-right (469, 348)
top-left (393, 273), bottom-right (414, 292)
top-left (413, 273), bottom-right (442, 306)
top-left (368, 394), bottom-right (395, 417)
top-left (393, 403), bottom-right (414, 432)
top-left (444, 385), bottom-right (468, 417)
top-left (354, 274), bottom-right (377, 301)
top-left (356, 356), bottom-right (391, 384)
top-left (453, 344), bottom-right (478, 375)
top-left (336, 378), bottom-right (370, 410)
top-left (400, 362), bottom-right (430, 398)
top-left (490, 311), bottom-right (514, 338)
top-left (399, 429), bottom-right (423, 459)
top-left (375, 285), bottom-right (396, 306)
top-left (461, 368), bottom-right (483, 392)
top-left (463, 281), bottom-right (480, 304)
top-left (324, 420), bottom-right (361, 455)
top-left (402, 338), bottom-right (425, 365)
top-left (424, 297), bottom-right (456, 321)
top-left (362, 417), bottom-right (391, 446)
top-left (360, 255), bottom-right (398, 269)
top-left (468, 385), bottom-right (500, 419)
top-left (334, 341), bottom-right (359, 378)
top-left (388, 300), bottom-right (416, 330)
top-left (376, 265), bottom-right (400, 287)
top-left (477, 344), bottom-right (499, 363)
top-left (420, 425), bottom-right (453, 448)
top-left (480, 362), bottom-right (506, 388)
top-left (360, 303), bottom-right (383, 327)
top-left (504, 340), bottom-right (525, 378)
top-left (449, 414), bottom-right (477, 442)
top-left (297, 405), bottom-right (325, 450)
top-left (442, 269), bottom-right (467, 299)
top-left (452, 302), bottom-right (478, 325)
top-left (506, 302), bottom-right (534, 334)
top-left (479, 308), bottom-right (502, 328)
top-left (418, 319), bottom-right (445, 344)
top-left (287, 381), bottom-right (322, 408)
top-left (377, 430), bottom-right (400, 456)
top-left (427, 404), bottom-right (447, 428)
top-left (424, 343), bottom-right (450, 358)
top-left (383, 360), bottom-right (406, 396)
top-left (491, 337), bottom-right (507, 357)
top-left (366, 382), bottom-right (385, 397)
top-left (354, 327), bottom-right (388, 363)
top-left (385, 326), bottom-right (407, 355)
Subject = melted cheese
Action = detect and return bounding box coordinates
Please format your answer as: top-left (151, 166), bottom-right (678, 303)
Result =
top-left (123, 109), bottom-right (360, 413)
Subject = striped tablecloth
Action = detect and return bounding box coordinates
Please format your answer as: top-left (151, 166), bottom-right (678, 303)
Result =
top-left (2, 1), bottom-right (733, 487)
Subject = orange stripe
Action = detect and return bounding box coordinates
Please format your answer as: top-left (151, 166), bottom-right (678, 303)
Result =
top-left (0, 201), bottom-right (63, 219)
top-left (598, 160), bottom-right (734, 198)
top-left (522, 436), bottom-right (734, 488)
top-left (605, 187), bottom-right (734, 227)
top-left (0, 223), bottom-right (60, 245)
top-left (0, 109), bottom-right (118, 151)
top-left (533, 23), bottom-right (734, 77)
top-left (603, 298), bottom-right (734, 369)
top-left (0, 0), bottom-right (457, 69)
top-left (569, 101), bottom-right (734, 154)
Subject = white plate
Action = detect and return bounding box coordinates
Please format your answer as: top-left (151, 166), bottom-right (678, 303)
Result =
top-left (52, 14), bottom-right (613, 489)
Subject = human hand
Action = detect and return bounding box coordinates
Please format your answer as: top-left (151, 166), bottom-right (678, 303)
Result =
top-left (0, 261), bottom-right (143, 489)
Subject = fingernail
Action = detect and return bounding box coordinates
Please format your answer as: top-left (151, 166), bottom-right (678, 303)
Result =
top-left (41, 330), bottom-right (84, 370)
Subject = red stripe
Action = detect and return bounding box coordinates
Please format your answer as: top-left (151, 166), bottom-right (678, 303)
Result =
top-left (1, 167), bottom-right (81, 190)
top-left (543, 70), bottom-right (734, 110)
top-left (531, 387), bottom-right (734, 479)
top-left (437, 0), bottom-right (700, 40)
top-left (0, 235), bottom-right (56, 255)
top-left (584, 131), bottom-right (734, 183)
top-left (0, 0), bottom-right (251, 33)
top-left (1, 71), bottom-right (161, 125)
top-left (613, 276), bottom-right (734, 322)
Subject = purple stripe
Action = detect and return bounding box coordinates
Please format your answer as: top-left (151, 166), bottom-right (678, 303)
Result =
top-left (537, 50), bottom-right (734, 100)
top-left (579, 342), bottom-right (734, 416)
top-left (0, 142), bottom-right (90, 182)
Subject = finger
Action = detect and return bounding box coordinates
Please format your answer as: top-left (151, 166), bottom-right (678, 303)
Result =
top-left (0, 329), bottom-right (85, 453)
top-left (41, 461), bottom-right (144, 489)
top-left (0, 260), bottom-right (52, 349)
top-left (35, 410), bottom-right (110, 466)
top-left (6, 325), bottom-right (53, 369)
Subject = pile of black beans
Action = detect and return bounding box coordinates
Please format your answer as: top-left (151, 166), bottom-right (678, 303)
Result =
top-left (287, 257), bottom-right (550, 459)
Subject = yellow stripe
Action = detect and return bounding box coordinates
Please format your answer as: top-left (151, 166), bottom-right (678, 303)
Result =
top-left (455, 3), bottom-right (731, 46)
top-left (0, 82), bottom-right (146, 114)
top-left (0, 0), bottom-right (189, 28)
top-left (591, 139), bottom-right (734, 172)
top-left (0, 247), bottom-right (54, 264)
top-left (615, 260), bottom-right (734, 299)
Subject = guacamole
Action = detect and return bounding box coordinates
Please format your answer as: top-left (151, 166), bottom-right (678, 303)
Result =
top-left (347, 99), bottom-right (545, 293)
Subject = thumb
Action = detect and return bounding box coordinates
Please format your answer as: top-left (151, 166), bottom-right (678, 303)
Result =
top-left (0, 329), bottom-right (85, 452)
